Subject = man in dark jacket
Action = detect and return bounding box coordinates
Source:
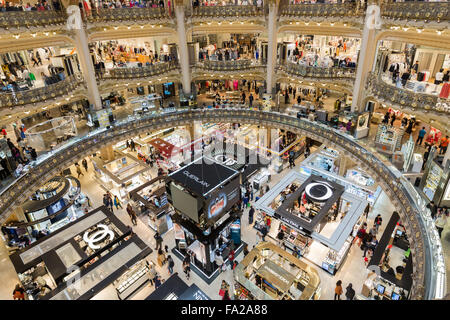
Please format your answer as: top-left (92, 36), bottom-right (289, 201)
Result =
top-left (345, 283), bottom-right (355, 300)
top-left (248, 206), bottom-right (255, 225)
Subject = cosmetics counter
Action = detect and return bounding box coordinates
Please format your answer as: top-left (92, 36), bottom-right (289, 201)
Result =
top-left (2, 176), bottom-right (89, 249)
top-left (233, 242), bottom-right (321, 300)
top-left (92, 155), bottom-right (152, 202)
top-left (300, 152), bottom-right (381, 206)
top-left (374, 124), bottom-right (405, 156)
top-left (367, 212), bottom-right (413, 299)
top-left (420, 159), bottom-right (449, 206)
top-left (113, 259), bottom-right (151, 300)
top-left (129, 177), bottom-right (173, 235)
top-left (8, 207), bottom-right (153, 300)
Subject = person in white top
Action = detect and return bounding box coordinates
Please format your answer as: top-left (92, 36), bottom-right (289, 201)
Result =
top-left (435, 68), bottom-right (444, 85)
top-left (435, 212), bottom-right (447, 238)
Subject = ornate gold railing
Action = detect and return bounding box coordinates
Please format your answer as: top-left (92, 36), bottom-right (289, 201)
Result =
top-left (100, 61), bottom-right (179, 79)
top-left (199, 59), bottom-right (263, 71)
top-left (365, 73), bottom-right (447, 113)
top-left (0, 109), bottom-right (443, 300)
top-left (87, 7), bottom-right (173, 23)
top-left (188, 5), bottom-right (266, 18)
top-left (381, 2), bottom-right (450, 22)
top-left (280, 3), bottom-right (362, 18)
top-left (0, 74), bottom-right (84, 109)
top-left (279, 62), bottom-right (356, 79)
top-left (0, 10), bottom-right (66, 29)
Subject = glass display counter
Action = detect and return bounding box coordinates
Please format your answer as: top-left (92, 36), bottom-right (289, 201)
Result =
top-left (423, 161), bottom-right (443, 201)
top-left (113, 259), bottom-right (149, 300)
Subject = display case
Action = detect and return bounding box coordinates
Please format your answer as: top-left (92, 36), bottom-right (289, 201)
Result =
top-left (423, 161), bottom-right (443, 201)
top-left (321, 237), bottom-right (352, 275)
top-left (374, 124), bottom-right (404, 155)
top-left (113, 259), bottom-right (149, 300)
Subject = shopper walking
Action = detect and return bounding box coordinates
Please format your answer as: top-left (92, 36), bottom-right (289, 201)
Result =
top-left (427, 201), bottom-right (438, 219)
top-left (435, 212), bottom-right (447, 238)
top-left (183, 256), bottom-right (191, 280)
top-left (82, 158), bottom-right (88, 172)
top-left (154, 231), bottom-right (163, 251)
top-left (154, 275), bottom-right (162, 289)
top-left (353, 223), bottom-right (367, 246)
top-left (249, 93), bottom-right (254, 107)
top-left (12, 284), bottom-right (25, 300)
top-left (147, 263), bottom-right (157, 286)
top-left (345, 283), bottom-right (355, 300)
top-left (416, 127), bottom-right (427, 145)
top-left (76, 164), bottom-right (84, 178)
top-left (219, 280), bottom-right (230, 299)
top-left (334, 280), bottom-right (343, 300)
top-left (157, 248), bottom-right (166, 267)
top-left (374, 214), bottom-right (383, 232)
top-left (167, 255), bottom-right (175, 275)
top-left (130, 139), bottom-right (136, 151)
top-left (439, 135), bottom-right (449, 154)
top-left (277, 228), bottom-right (285, 247)
top-left (248, 206), bottom-right (255, 225)
top-left (126, 203), bottom-right (137, 225)
top-left (113, 196), bottom-right (122, 210)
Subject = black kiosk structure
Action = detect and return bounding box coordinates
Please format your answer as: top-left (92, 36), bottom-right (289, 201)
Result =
top-left (275, 175), bottom-right (345, 234)
top-left (166, 156), bottom-right (244, 284)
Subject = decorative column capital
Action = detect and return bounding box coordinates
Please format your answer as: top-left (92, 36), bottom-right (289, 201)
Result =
top-left (174, 0), bottom-right (185, 7)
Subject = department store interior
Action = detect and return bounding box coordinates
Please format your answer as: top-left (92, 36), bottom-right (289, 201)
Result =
top-left (0, 0), bottom-right (449, 302)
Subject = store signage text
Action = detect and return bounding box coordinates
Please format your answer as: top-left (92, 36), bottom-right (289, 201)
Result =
top-left (183, 170), bottom-right (210, 188)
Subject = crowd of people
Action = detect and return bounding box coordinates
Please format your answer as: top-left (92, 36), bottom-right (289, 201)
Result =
top-left (0, 0), bottom-right (60, 11)
top-left (288, 37), bottom-right (358, 69)
top-left (198, 39), bottom-right (258, 62)
top-left (192, 0), bottom-right (264, 7)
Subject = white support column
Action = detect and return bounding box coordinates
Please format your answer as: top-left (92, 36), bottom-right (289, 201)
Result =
top-left (175, 3), bottom-right (191, 95)
top-left (266, 0), bottom-right (278, 94)
top-left (351, 3), bottom-right (381, 112)
top-left (67, 5), bottom-right (102, 110)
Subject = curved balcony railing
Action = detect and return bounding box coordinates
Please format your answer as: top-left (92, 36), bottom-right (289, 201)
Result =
top-left (280, 3), bottom-right (362, 19)
top-left (381, 2), bottom-right (450, 22)
top-left (198, 59), bottom-right (263, 71)
top-left (100, 61), bottom-right (179, 79)
top-left (278, 62), bottom-right (356, 80)
top-left (365, 73), bottom-right (448, 114)
top-left (188, 5), bottom-right (266, 18)
top-left (0, 10), bottom-right (66, 29)
top-left (0, 109), bottom-right (444, 300)
top-left (0, 75), bottom-right (84, 109)
top-left (87, 7), bottom-right (173, 23)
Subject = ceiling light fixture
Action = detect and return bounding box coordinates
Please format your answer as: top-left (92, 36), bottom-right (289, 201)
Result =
top-left (304, 22), bottom-right (309, 26)
top-left (114, 26), bottom-right (118, 30)
top-left (416, 28), bottom-right (423, 33)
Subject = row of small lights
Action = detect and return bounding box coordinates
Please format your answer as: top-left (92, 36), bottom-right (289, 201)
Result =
top-left (103, 25), bottom-right (163, 31)
top-left (12, 31), bottom-right (57, 39)
top-left (390, 26), bottom-right (443, 35)
top-left (115, 76), bottom-right (169, 87)
top-left (199, 21), bottom-right (255, 26)
top-left (289, 77), bottom-right (339, 88)
top-left (289, 22), bottom-right (345, 27)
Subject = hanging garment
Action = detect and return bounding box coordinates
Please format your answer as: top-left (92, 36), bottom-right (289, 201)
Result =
top-left (440, 83), bottom-right (450, 99)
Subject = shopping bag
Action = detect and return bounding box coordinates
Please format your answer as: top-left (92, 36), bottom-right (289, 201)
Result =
top-left (219, 289), bottom-right (225, 297)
